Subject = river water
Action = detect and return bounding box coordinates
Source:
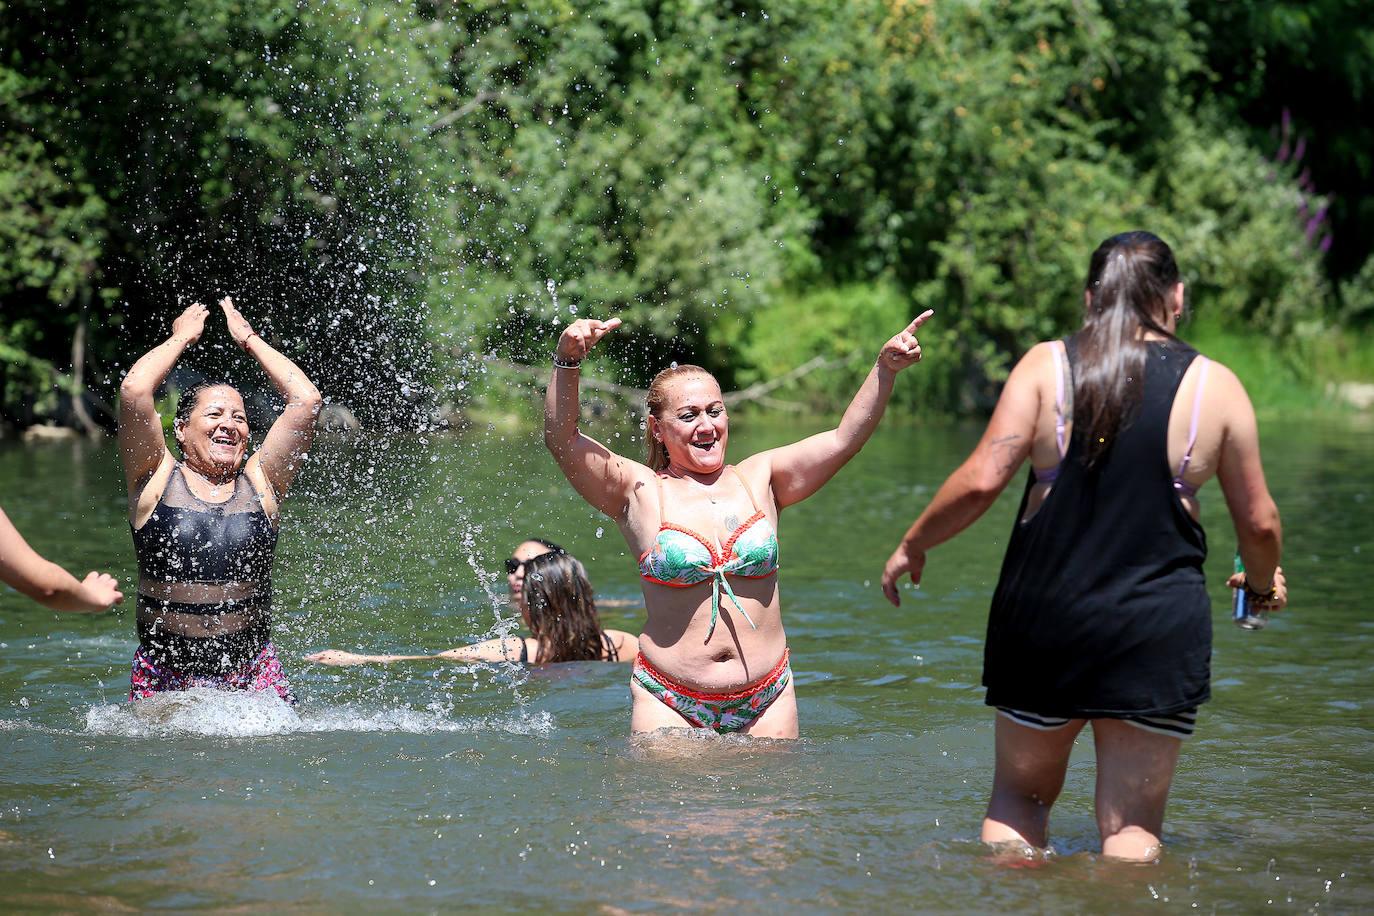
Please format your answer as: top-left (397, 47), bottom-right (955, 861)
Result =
top-left (1, 414), bottom-right (1370, 913)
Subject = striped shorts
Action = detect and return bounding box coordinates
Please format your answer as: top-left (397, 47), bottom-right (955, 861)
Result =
top-left (997, 706), bottom-right (1198, 739)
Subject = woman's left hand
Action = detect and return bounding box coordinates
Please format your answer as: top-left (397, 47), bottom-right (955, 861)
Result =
top-left (879, 310), bottom-right (935, 373)
top-left (219, 296), bottom-right (257, 350)
top-left (1226, 565), bottom-right (1288, 612)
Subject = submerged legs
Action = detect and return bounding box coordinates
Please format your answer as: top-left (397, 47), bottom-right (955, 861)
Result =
top-left (1091, 719), bottom-right (1182, 861)
top-left (982, 714), bottom-right (1084, 850)
top-left (982, 714), bottom-right (1183, 859)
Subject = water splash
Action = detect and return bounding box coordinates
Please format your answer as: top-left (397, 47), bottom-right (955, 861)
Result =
top-left (82, 689), bottom-right (555, 739)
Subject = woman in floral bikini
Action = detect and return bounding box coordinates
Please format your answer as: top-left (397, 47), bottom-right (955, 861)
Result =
top-left (544, 311), bottom-right (933, 737)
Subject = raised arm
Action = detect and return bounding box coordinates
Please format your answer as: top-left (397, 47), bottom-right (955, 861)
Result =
top-left (759, 311), bottom-right (934, 508)
top-left (0, 506), bottom-right (124, 613)
top-left (119, 303), bottom-right (208, 496)
top-left (222, 298), bottom-right (322, 503)
top-left (880, 344), bottom-right (1044, 606)
top-left (543, 317), bottom-right (647, 517)
top-left (1212, 365), bottom-right (1286, 610)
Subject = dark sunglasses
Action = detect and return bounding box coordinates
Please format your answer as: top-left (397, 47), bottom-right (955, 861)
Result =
top-left (504, 557), bottom-right (525, 574)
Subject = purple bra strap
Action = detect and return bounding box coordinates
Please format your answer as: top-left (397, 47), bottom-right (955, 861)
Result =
top-left (1051, 341), bottom-right (1067, 461)
top-left (1174, 357), bottom-right (1210, 493)
top-left (1034, 342), bottom-right (1069, 484)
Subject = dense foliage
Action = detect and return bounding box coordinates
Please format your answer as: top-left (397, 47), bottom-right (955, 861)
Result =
top-left (2, 0), bottom-right (1369, 429)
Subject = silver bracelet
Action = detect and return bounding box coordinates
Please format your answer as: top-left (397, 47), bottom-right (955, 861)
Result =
top-left (552, 354), bottom-right (582, 370)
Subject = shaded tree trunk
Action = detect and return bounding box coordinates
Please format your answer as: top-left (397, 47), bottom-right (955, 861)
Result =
top-left (70, 291), bottom-right (102, 438)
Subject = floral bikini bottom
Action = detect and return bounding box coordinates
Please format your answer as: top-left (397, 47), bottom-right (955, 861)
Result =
top-left (129, 642), bottom-right (296, 704)
top-left (631, 648), bottom-right (791, 733)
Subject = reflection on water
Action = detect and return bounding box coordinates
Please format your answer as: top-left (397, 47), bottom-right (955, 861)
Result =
top-left (0, 418), bottom-right (1371, 913)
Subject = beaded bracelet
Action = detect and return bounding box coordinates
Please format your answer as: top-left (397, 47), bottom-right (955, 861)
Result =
top-left (552, 354), bottom-right (582, 370)
top-left (242, 331), bottom-right (260, 351)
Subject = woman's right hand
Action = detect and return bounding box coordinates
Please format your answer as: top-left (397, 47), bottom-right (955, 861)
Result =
top-left (881, 543), bottom-right (927, 607)
top-left (170, 302), bottom-right (210, 345)
top-left (557, 317), bottom-right (622, 364)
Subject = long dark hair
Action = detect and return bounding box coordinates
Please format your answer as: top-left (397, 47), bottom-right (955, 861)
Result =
top-left (1075, 231), bottom-right (1181, 467)
top-left (644, 364), bottom-right (714, 471)
top-left (521, 551), bottom-right (604, 663)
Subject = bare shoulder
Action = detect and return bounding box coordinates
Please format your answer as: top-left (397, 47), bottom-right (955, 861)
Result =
top-left (1010, 340), bottom-right (1059, 379)
top-left (1197, 356), bottom-right (1244, 391)
top-left (621, 457), bottom-right (664, 507)
top-left (130, 451), bottom-right (177, 526)
top-left (1194, 357), bottom-right (1252, 412)
top-left (241, 454), bottom-right (281, 517)
top-left (733, 452), bottom-right (776, 483)
top-left (728, 455), bottom-right (778, 503)
top-left (608, 629), bottom-right (640, 661)
top-left (990, 340), bottom-right (1061, 413)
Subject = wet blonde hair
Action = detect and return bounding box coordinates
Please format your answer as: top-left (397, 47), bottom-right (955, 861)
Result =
top-left (644, 364), bottom-right (715, 471)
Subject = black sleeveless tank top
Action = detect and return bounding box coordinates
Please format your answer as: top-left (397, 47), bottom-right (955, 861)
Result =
top-left (982, 335), bottom-right (1211, 717)
top-left (131, 464), bottom-right (278, 675)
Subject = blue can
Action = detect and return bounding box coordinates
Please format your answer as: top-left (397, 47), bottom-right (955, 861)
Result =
top-left (1232, 552), bottom-right (1269, 630)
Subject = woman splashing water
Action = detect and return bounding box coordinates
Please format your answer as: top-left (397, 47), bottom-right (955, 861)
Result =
top-left (119, 298), bottom-right (321, 702)
top-left (882, 232), bottom-right (1286, 861)
top-left (545, 311), bottom-right (933, 737)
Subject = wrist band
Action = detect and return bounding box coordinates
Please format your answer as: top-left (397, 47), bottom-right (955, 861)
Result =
top-left (553, 354), bottom-right (582, 370)
top-left (243, 332), bottom-right (260, 351)
top-left (1243, 578), bottom-right (1277, 602)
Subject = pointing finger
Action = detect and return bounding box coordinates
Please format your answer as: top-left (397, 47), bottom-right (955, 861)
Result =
top-left (905, 309), bottom-right (935, 334)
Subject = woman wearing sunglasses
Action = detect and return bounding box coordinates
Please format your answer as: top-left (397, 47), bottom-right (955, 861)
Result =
top-left (306, 543), bottom-right (637, 666)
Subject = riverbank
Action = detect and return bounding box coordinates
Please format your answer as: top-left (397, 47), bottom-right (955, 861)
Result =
top-left (1182, 316), bottom-right (1374, 416)
top-left (4, 318), bottom-right (1370, 443)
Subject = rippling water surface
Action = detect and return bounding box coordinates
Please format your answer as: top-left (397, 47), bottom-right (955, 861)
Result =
top-left (1, 414), bottom-right (1370, 913)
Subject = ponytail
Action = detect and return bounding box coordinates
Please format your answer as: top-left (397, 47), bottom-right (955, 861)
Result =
top-left (1075, 231), bottom-right (1180, 467)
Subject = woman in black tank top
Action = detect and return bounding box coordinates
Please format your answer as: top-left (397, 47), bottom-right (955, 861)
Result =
top-left (119, 298), bottom-right (321, 702)
top-left (306, 546), bottom-right (639, 667)
top-left (880, 232), bottom-right (1288, 861)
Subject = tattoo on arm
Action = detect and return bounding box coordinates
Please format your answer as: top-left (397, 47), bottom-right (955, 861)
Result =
top-left (988, 434), bottom-right (1023, 476)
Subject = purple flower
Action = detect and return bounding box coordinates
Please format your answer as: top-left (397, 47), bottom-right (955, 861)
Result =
top-left (1319, 235), bottom-right (1333, 253)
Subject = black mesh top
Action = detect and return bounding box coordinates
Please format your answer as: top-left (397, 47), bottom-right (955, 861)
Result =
top-left (131, 464), bottom-right (278, 674)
